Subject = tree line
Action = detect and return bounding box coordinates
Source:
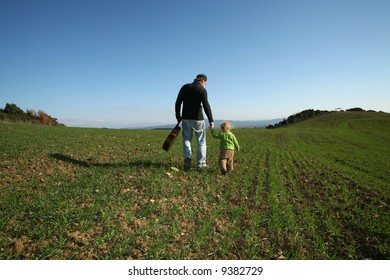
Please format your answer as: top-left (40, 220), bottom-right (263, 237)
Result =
top-left (265, 107), bottom-right (374, 129)
top-left (0, 103), bottom-right (65, 126)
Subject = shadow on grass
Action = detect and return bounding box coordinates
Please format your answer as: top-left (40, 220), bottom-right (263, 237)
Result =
top-left (50, 153), bottom-right (166, 169)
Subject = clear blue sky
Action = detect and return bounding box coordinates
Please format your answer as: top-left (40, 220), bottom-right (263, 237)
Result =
top-left (1, 0), bottom-right (389, 128)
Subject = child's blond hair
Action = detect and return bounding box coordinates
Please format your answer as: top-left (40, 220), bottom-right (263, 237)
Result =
top-left (220, 121), bottom-right (233, 132)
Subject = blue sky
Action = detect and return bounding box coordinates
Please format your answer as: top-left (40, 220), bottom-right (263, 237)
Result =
top-left (1, 0), bottom-right (389, 128)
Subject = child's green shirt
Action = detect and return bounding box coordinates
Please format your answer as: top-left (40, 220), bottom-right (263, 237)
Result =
top-left (211, 129), bottom-right (240, 151)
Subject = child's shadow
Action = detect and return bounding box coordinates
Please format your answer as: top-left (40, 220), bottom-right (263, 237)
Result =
top-left (50, 153), bottom-right (165, 169)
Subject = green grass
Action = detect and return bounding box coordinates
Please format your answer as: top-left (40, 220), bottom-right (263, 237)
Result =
top-left (0, 111), bottom-right (389, 259)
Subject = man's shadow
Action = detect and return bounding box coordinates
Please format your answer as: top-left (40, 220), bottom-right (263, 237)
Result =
top-left (50, 153), bottom-right (166, 168)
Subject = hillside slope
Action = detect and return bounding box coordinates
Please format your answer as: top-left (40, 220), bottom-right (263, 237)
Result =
top-left (293, 111), bottom-right (390, 130)
top-left (280, 111), bottom-right (390, 185)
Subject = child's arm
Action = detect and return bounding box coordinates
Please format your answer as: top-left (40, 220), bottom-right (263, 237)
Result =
top-left (233, 135), bottom-right (240, 151)
top-left (210, 129), bottom-right (220, 138)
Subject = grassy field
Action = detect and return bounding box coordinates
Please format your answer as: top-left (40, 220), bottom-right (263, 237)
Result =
top-left (0, 111), bottom-right (389, 260)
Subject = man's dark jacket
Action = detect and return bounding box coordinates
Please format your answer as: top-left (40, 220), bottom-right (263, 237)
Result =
top-left (175, 81), bottom-right (213, 123)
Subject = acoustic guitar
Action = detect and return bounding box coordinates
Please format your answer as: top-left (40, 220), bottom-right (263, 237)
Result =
top-left (162, 121), bottom-right (182, 151)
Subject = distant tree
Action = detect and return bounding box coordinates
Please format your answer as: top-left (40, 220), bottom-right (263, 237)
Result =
top-left (26, 109), bottom-right (39, 121)
top-left (4, 103), bottom-right (24, 115)
top-left (346, 107), bottom-right (364, 112)
top-left (38, 110), bottom-right (50, 125)
top-left (37, 110), bottom-right (60, 125)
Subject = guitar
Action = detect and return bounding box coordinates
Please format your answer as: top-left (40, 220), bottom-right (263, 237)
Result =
top-left (162, 121), bottom-right (182, 151)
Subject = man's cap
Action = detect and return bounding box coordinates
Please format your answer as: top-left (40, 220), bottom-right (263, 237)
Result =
top-left (195, 74), bottom-right (207, 81)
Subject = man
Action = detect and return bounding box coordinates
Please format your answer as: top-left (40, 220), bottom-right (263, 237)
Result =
top-left (175, 74), bottom-right (214, 171)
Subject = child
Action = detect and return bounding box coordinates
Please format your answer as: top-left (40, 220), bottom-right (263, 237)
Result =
top-left (211, 121), bottom-right (240, 175)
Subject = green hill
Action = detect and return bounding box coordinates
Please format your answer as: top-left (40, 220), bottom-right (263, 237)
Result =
top-left (266, 108), bottom-right (389, 129)
top-left (294, 110), bottom-right (390, 129)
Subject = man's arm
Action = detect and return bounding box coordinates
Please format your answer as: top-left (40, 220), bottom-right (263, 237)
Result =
top-left (201, 89), bottom-right (214, 126)
top-left (175, 90), bottom-right (183, 122)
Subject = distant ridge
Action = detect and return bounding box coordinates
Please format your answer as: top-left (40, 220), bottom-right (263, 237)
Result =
top-left (143, 118), bottom-right (284, 130)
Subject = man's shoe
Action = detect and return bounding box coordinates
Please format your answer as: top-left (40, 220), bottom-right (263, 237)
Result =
top-left (197, 164), bottom-right (208, 171)
top-left (184, 158), bottom-right (192, 171)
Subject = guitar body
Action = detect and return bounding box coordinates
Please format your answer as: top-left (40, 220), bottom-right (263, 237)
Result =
top-left (162, 122), bottom-right (181, 151)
